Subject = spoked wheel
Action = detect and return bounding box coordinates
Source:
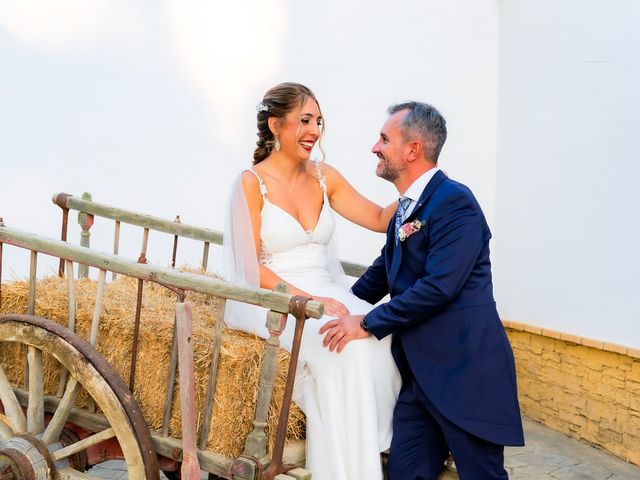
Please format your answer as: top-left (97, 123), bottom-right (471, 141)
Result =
top-left (0, 314), bottom-right (159, 479)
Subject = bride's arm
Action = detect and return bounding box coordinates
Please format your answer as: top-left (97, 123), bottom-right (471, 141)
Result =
top-left (241, 172), bottom-right (348, 316)
top-left (320, 164), bottom-right (397, 233)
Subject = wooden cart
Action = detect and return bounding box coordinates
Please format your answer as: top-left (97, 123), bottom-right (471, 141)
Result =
top-left (0, 192), bottom-right (334, 480)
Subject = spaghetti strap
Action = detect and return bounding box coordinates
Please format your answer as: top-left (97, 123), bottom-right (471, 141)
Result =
top-left (314, 161), bottom-right (327, 195)
top-left (248, 168), bottom-right (268, 198)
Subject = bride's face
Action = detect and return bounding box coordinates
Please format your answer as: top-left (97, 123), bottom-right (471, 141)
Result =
top-left (277, 97), bottom-right (323, 162)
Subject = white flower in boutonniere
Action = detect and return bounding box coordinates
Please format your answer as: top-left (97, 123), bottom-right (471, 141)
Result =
top-left (398, 220), bottom-right (423, 242)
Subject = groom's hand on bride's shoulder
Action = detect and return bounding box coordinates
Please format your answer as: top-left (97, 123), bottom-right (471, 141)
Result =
top-left (320, 315), bottom-right (369, 353)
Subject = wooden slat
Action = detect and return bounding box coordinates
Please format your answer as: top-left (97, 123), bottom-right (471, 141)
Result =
top-left (42, 378), bottom-right (81, 444)
top-left (27, 250), bottom-right (37, 315)
top-left (56, 259), bottom-right (75, 396)
top-left (65, 259), bottom-right (77, 332)
top-left (141, 228), bottom-right (149, 257)
top-left (89, 269), bottom-right (107, 346)
top-left (27, 347), bottom-right (44, 434)
top-left (25, 250), bottom-right (37, 389)
top-left (0, 226), bottom-right (323, 318)
top-left (175, 302), bottom-right (201, 477)
top-left (161, 320), bottom-right (178, 436)
top-left (0, 417), bottom-right (13, 441)
top-left (282, 439), bottom-right (306, 467)
top-left (341, 260), bottom-right (368, 278)
top-left (152, 432), bottom-right (234, 476)
top-left (52, 427), bottom-right (116, 460)
top-left (112, 220), bottom-right (120, 281)
top-left (54, 194), bottom-right (223, 244)
top-left (284, 468), bottom-right (311, 480)
top-left (198, 298), bottom-right (226, 448)
top-left (86, 269), bottom-right (104, 424)
top-left (202, 241), bottom-right (210, 270)
top-left (0, 364), bottom-right (26, 433)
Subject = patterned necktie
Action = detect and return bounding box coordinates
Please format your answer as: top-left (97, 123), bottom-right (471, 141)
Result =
top-left (395, 196), bottom-right (411, 245)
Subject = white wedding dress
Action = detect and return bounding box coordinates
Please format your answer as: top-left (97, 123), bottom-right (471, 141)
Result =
top-left (226, 168), bottom-right (401, 480)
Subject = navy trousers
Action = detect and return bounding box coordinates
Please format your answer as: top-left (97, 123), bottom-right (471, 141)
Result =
top-left (388, 378), bottom-right (508, 480)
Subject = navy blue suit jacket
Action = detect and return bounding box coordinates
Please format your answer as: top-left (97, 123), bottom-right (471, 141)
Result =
top-left (352, 170), bottom-right (524, 446)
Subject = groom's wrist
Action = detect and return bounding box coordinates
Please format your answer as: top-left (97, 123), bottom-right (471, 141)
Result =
top-left (360, 316), bottom-right (369, 332)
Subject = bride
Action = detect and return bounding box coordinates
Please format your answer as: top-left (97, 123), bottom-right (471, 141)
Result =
top-left (224, 82), bottom-right (401, 480)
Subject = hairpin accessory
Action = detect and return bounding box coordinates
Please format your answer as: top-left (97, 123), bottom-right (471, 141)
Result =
top-left (398, 220), bottom-right (423, 242)
top-left (257, 103), bottom-right (269, 113)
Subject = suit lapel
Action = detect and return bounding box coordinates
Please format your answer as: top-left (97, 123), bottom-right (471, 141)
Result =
top-left (405, 170), bottom-right (447, 223)
top-left (388, 170), bottom-right (448, 287)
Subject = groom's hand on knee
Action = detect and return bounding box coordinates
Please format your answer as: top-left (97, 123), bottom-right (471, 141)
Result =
top-left (319, 315), bottom-right (369, 353)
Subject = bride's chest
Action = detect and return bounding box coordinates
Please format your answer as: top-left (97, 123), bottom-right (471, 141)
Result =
top-left (260, 202), bottom-right (334, 253)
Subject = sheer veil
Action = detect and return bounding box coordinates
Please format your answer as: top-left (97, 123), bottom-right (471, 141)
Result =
top-left (222, 173), bottom-right (267, 336)
top-left (223, 173), bottom-right (259, 289)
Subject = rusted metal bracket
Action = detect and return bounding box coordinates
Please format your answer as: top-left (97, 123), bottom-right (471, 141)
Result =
top-left (229, 454), bottom-right (265, 480)
top-left (171, 215), bottom-right (181, 268)
top-left (52, 192), bottom-right (72, 277)
top-left (129, 253), bottom-right (147, 391)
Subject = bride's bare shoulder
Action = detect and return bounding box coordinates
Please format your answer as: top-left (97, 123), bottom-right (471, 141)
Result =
top-left (309, 160), bottom-right (340, 180)
top-left (241, 169), bottom-right (259, 183)
top-left (240, 170), bottom-right (263, 203)
top-left (313, 161), bottom-right (348, 187)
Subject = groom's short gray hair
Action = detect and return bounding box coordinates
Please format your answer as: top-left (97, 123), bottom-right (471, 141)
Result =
top-left (388, 102), bottom-right (447, 162)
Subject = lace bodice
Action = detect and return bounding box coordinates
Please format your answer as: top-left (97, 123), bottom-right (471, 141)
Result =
top-left (260, 198), bottom-right (334, 253)
top-left (248, 164), bottom-right (335, 284)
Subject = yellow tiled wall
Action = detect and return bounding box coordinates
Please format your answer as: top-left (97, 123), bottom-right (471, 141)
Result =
top-left (504, 322), bottom-right (640, 466)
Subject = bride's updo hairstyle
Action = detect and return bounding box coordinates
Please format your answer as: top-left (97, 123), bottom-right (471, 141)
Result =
top-left (253, 82), bottom-right (324, 165)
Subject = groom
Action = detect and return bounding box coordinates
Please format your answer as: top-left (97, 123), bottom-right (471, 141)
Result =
top-left (320, 102), bottom-right (524, 478)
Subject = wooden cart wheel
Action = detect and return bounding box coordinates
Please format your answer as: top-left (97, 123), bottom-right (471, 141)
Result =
top-left (0, 314), bottom-right (159, 479)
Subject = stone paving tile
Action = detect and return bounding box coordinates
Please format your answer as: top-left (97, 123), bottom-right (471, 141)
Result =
top-left (507, 451), bottom-right (578, 468)
top-left (88, 461), bottom-right (131, 479)
top-left (504, 455), bottom-right (531, 469)
top-left (504, 419), bottom-right (640, 480)
top-left (506, 476), bottom-right (543, 480)
top-left (87, 418), bottom-right (640, 479)
top-left (509, 463), bottom-right (562, 475)
top-left (549, 464), bottom-right (615, 480)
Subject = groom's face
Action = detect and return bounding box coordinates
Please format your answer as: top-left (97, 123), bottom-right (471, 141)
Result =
top-left (372, 110), bottom-right (409, 183)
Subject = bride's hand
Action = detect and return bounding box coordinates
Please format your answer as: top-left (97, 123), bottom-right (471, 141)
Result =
top-left (313, 296), bottom-right (350, 317)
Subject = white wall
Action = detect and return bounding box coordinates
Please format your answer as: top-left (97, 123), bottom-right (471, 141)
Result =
top-left (494, 1), bottom-right (640, 347)
top-left (4, 1), bottom-right (638, 348)
top-left (0, 1), bottom-right (499, 277)
top-left (4, 2), bottom-right (636, 348)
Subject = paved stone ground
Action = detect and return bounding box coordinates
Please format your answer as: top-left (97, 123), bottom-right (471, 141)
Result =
top-left (502, 419), bottom-right (640, 479)
top-left (89, 418), bottom-right (640, 479)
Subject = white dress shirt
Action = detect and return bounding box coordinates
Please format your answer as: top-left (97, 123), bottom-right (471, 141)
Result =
top-left (401, 167), bottom-right (440, 219)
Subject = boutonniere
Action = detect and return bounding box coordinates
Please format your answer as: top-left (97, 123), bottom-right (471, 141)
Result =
top-left (398, 220), bottom-right (423, 242)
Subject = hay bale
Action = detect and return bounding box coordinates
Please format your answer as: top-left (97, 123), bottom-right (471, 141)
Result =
top-left (0, 274), bottom-right (305, 458)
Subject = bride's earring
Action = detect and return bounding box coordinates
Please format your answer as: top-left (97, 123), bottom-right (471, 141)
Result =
top-left (274, 134), bottom-right (281, 151)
